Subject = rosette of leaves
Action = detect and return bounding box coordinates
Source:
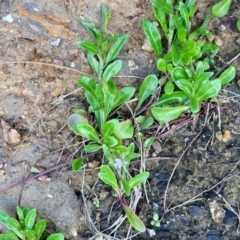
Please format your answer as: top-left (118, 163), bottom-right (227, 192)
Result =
top-left (0, 206), bottom-right (64, 240)
top-left (142, 0), bottom-right (236, 124)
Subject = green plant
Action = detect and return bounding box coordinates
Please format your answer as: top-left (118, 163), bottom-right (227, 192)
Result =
top-left (68, 5), bottom-right (149, 232)
top-left (142, 0), bottom-right (236, 123)
top-left (212, 0), bottom-right (232, 18)
top-left (0, 206), bottom-right (64, 240)
top-left (150, 213), bottom-right (161, 227)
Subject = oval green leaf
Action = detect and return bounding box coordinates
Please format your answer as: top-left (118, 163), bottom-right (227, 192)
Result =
top-left (24, 208), bottom-right (36, 230)
top-left (114, 120), bottom-right (133, 139)
top-left (151, 106), bottom-right (189, 123)
top-left (112, 86), bottom-right (135, 109)
top-left (105, 34), bottom-right (128, 65)
top-left (76, 40), bottom-right (99, 54)
top-left (196, 79), bottom-right (221, 102)
top-left (75, 123), bottom-right (100, 142)
top-left (102, 59), bottom-right (123, 82)
top-left (137, 74), bottom-right (158, 109)
top-left (219, 66), bottom-right (236, 85)
top-left (122, 204), bottom-right (146, 232)
top-left (212, 0), bottom-right (232, 18)
top-left (46, 233), bottom-right (65, 240)
top-left (128, 172), bottom-right (150, 189)
top-left (72, 158), bottom-right (84, 171)
top-left (142, 20), bottom-right (162, 58)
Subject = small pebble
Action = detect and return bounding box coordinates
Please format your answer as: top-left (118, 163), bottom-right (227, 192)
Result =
top-left (142, 39), bottom-right (153, 52)
top-left (51, 38), bottom-right (61, 46)
top-left (222, 130), bottom-right (231, 142)
top-left (215, 131), bottom-right (222, 141)
top-left (214, 36), bottom-right (223, 46)
top-left (2, 14), bottom-right (13, 23)
top-left (88, 160), bottom-right (100, 169)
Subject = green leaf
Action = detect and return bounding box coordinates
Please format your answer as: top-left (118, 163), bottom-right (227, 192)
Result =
top-left (189, 27), bottom-right (212, 39)
top-left (144, 137), bottom-right (155, 148)
top-left (102, 119), bottom-right (119, 136)
top-left (122, 179), bottom-right (131, 196)
top-left (77, 75), bottom-right (96, 96)
top-left (85, 91), bottom-right (101, 111)
top-left (201, 43), bottom-right (219, 52)
top-left (137, 74), bottom-right (158, 108)
top-left (128, 172), bottom-right (149, 189)
top-left (177, 28), bottom-right (187, 43)
top-left (5, 217), bottom-right (22, 238)
top-left (46, 233), bottom-right (65, 240)
top-left (20, 230), bottom-right (36, 239)
top-left (72, 158), bottom-right (84, 171)
top-left (16, 206), bottom-right (24, 222)
top-left (189, 96), bottom-right (200, 113)
top-left (74, 122), bottom-right (100, 142)
top-left (84, 144), bottom-right (102, 153)
top-left (152, 0), bottom-right (172, 14)
top-left (140, 116), bottom-right (154, 129)
top-left (157, 58), bottom-right (167, 72)
top-left (102, 59), bottom-right (123, 82)
top-left (104, 79), bottom-right (117, 116)
top-left (105, 34), bottom-right (128, 65)
top-left (112, 86), bottom-right (135, 109)
top-left (103, 135), bottom-right (119, 147)
top-left (98, 165), bottom-right (119, 191)
top-left (179, 2), bottom-right (189, 28)
top-left (196, 79), bottom-right (221, 102)
top-left (0, 231), bottom-right (19, 240)
top-left (237, 19), bottom-right (240, 32)
top-left (212, 0), bottom-right (232, 18)
top-left (24, 208), bottom-right (36, 230)
top-left (76, 40), bottom-right (99, 54)
top-left (102, 144), bottom-right (115, 164)
top-left (171, 67), bottom-right (189, 81)
top-left (142, 20), bottom-right (162, 58)
top-left (35, 220), bottom-right (46, 239)
top-left (23, 208), bottom-right (31, 218)
top-left (218, 66), bottom-right (236, 85)
top-left (87, 52), bottom-right (99, 75)
top-left (172, 45), bottom-right (181, 66)
top-left (122, 204), bottom-right (146, 232)
top-left (194, 72), bottom-right (214, 89)
top-left (151, 106), bottom-right (189, 123)
top-left (68, 113), bottom-right (89, 135)
top-left (175, 79), bottom-right (193, 97)
top-left (114, 120), bottom-right (133, 139)
top-left (81, 20), bottom-right (102, 43)
top-left (157, 91), bottom-right (188, 106)
top-left (153, 7), bottom-right (168, 35)
top-left (102, 4), bottom-right (113, 29)
top-left (164, 81), bottom-right (174, 95)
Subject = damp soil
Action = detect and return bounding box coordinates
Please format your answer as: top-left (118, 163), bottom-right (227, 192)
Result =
top-left (0, 0), bottom-right (240, 239)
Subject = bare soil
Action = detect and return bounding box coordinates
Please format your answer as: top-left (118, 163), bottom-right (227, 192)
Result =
top-left (0, 0), bottom-right (240, 239)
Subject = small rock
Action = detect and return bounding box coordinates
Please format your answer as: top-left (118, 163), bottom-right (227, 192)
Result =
top-left (209, 200), bottom-right (226, 223)
top-left (71, 62), bottom-right (76, 68)
top-left (222, 130), bottom-right (231, 142)
top-left (1, 120), bottom-right (21, 145)
top-left (2, 14), bottom-right (13, 23)
top-left (51, 38), bottom-right (61, 46)
top-left (52, 88), bottom-right (62, 97)
top-left (214, 36), bottom-right (223, 46)
top-left (128, 60), bottom-right (135, 67)
top-left (142, 39), bottom-right (153, 52)
top-left (87, 160), bottom-right (100, 169)
top-left (152, 140), bottom-right (162, 154)
top-left (147, 228), bottom-right (156, 237)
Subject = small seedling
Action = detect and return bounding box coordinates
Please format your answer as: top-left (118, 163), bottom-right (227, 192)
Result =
top-left (93, 198), bottom-right (100, 208)
top-left (150, 213), bottom-right (161, 227)
top-left (0, 206), bottom-right (64, 240)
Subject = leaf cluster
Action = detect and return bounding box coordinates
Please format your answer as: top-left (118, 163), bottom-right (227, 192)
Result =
top-left (0, 206), bottom-right (64, 240)
top-left (142, 0), bottom-right (236, 122)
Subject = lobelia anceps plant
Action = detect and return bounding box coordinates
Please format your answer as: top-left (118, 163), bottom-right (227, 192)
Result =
top-left (68, 4), bottom-right (149, 232)
top-left (142, 0), bottom-right (236, 124)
